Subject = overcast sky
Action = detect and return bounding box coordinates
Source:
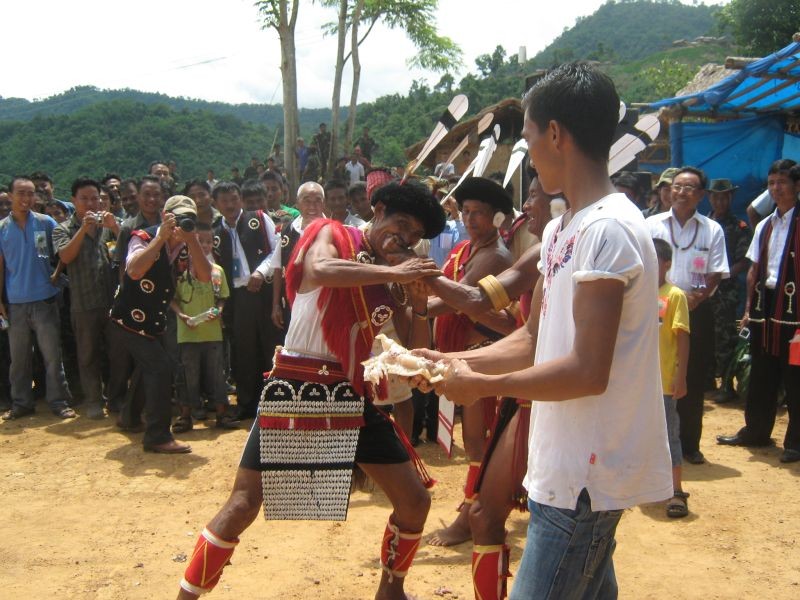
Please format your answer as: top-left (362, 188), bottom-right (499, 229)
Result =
top-left (0, 0), bottom-right (725, 108)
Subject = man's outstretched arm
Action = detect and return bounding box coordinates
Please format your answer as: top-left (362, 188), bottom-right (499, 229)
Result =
top-left (431, 278), bottom-right (624, 403)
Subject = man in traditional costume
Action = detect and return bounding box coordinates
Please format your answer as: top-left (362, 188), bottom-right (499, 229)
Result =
top-left (176, 181), bottom-right (446, 600)
top-left (424, 173), bottom-right (558, 598)
top-left (718, 160), bottom-right (800, 463)
top-left (426, 177), bottom-right (514, 547)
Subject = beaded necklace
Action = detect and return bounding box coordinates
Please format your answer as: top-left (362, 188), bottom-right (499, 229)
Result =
top-left (668, 215), bottom-right (699, 251)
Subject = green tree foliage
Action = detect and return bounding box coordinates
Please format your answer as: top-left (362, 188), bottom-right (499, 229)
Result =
top-left (0, 101), bottom-right (274, 195)
top-left (534, 0), bottom-right (719, 66)
top-left (716, 0), bottom-right (800, 56)
top-left (639, 58), bottom-right (695, 99)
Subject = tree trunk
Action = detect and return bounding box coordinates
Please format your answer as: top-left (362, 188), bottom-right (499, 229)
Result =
top-left (344, 0), bottom-right (365, 154)
top-left (277, 0), bottom-right (300, 194)
top-left (329, 0), bottom-right (348, 176)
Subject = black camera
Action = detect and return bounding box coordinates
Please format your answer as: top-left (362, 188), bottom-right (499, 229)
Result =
top-left (178, 216), bottom-right (196, 232)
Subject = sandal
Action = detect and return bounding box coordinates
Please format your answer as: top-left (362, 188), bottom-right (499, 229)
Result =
top-left (666, 491), bottom-right (689, 518)
top-left (171, 415), bottom-right (193, 434)
top-left (54, 407), bottom-right (77, 419)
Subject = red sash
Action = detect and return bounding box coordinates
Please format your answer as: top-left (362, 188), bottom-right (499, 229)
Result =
top-left (435, 240), bottom-right (477, 352)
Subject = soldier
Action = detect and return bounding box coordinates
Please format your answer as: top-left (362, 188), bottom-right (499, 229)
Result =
top-left (707, 178), bottom-right (752, 403)
top-left (312, 123), bottom-right (332, 178)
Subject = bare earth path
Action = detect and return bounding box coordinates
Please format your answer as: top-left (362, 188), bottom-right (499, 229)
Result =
top-left (1, 398), bottom-right (798, 599)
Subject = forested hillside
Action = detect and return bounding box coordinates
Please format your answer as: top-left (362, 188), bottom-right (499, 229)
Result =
top-left (0, 0), bottom-right (725, 191)
top-left (533, 0), bottom-right (720, 65)
top-left (0, 86), bottom-right (336, 131)
top-left (0, 102), bottom-right (273, 190)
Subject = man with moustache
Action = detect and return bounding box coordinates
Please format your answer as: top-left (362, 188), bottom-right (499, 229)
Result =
top-left (176, 181), bottom-right (445, 600)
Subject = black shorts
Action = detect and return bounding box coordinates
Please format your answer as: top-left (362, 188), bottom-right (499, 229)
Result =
top-left (239, 397), bottom-right (409, 471)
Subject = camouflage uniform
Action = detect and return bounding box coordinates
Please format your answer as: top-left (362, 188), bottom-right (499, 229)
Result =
top-left (312, 130), bottom-right (331, 177)
top-left (709, 212), bottom-right (752, 378)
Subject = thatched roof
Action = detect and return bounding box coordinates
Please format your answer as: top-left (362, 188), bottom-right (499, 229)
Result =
top-left (675, 63), bottom-right (740, 97)
top-left (404, 98), bottom-right (523, 166)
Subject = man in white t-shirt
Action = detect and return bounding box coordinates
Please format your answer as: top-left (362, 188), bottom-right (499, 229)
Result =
top-left (344, 151), bottom-right (365, 185)
top-left (415, 62), bottom-right (672, 599)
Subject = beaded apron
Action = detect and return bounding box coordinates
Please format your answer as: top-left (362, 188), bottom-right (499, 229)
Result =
top-left (258, 353), bottom-right (365, 521)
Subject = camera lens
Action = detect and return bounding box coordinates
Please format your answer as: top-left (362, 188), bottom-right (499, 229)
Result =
top-left (179, 218), bottom-right (196, 232)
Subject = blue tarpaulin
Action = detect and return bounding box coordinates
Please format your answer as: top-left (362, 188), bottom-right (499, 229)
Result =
top-left (667, 115), bottom-right (784, 215)
top-left (648, 40), bottom-right (800, 116)
top-left (644, 38), bottom-right (800, 216)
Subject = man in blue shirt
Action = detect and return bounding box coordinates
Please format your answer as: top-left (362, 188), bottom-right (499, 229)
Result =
top-left (0, 176), bottom-right (74, 420)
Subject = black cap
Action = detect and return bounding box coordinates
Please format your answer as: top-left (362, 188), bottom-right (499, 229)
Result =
top-left (454, 177), bottom-right (513, 215)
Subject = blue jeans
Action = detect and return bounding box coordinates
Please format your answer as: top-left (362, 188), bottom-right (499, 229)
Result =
top-left (8, 299), bottom-right (70, 412)
top-left (510, 489), bottom-right (622, 600)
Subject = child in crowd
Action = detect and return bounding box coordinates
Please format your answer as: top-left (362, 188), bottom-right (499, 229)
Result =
top-left (654, 238), bottom-right (691, 518)
top-left (171, 222), bottom-right (237, 432)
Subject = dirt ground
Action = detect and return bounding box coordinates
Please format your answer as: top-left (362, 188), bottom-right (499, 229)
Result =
top-left (1, 396), bottom-right (798, 600)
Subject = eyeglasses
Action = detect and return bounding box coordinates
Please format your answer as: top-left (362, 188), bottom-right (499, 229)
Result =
top-left (671, 184), bottom-right (700, 193)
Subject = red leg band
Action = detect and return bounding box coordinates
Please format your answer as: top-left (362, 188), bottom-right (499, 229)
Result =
top-left (472, 544), bottom-right (511, 600)
top-left (380, 518), bottom-right (422, 582)
top-left (463, 462), bottom-right (482, 505)
top-left (180, 527), bottom-right (239, 595)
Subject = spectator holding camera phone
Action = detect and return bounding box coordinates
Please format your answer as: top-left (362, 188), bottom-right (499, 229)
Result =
top-left (107, 195), bottom-right (211, 454)
top-left (53, 178), bottom-right (119, 419)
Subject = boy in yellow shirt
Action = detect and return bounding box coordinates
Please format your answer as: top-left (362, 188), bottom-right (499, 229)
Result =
top-left (654, 238), bottom-right (691, 518)
top-left (171, 223), bottom-right (237, 432)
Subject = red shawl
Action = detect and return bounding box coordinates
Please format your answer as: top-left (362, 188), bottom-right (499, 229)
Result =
top-left (285, 219), bottom-right (392, 395)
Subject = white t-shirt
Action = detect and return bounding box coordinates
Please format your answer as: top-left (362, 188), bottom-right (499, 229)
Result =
top-left (525, 193), bottom-right (673, 511)
top-left (746, 206), bottom-right (795, 289)
top-left (646, 209), bottom-right (729, 292)
top-left (345, 161), bottom-right (365, 185)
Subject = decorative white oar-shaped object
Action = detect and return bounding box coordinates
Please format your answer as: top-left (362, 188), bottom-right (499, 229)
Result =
top-left (441, 112), bottom-right (494, 175)
top-left (503, 138), bottom-right (529, 188)
top-left (472, 124), bottom-right (501, 178)
top-left (403, 94), bottom-right (469, 181)
top-left (607, 114), bottom-right (660, 176)
top-left (439, 124), bottom-right (502, 205)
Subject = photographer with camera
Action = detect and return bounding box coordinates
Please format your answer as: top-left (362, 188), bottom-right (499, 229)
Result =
top-left (53, 178), bottom-right (120, 419)
top-left (108, 195), bottom-right (211, 454)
